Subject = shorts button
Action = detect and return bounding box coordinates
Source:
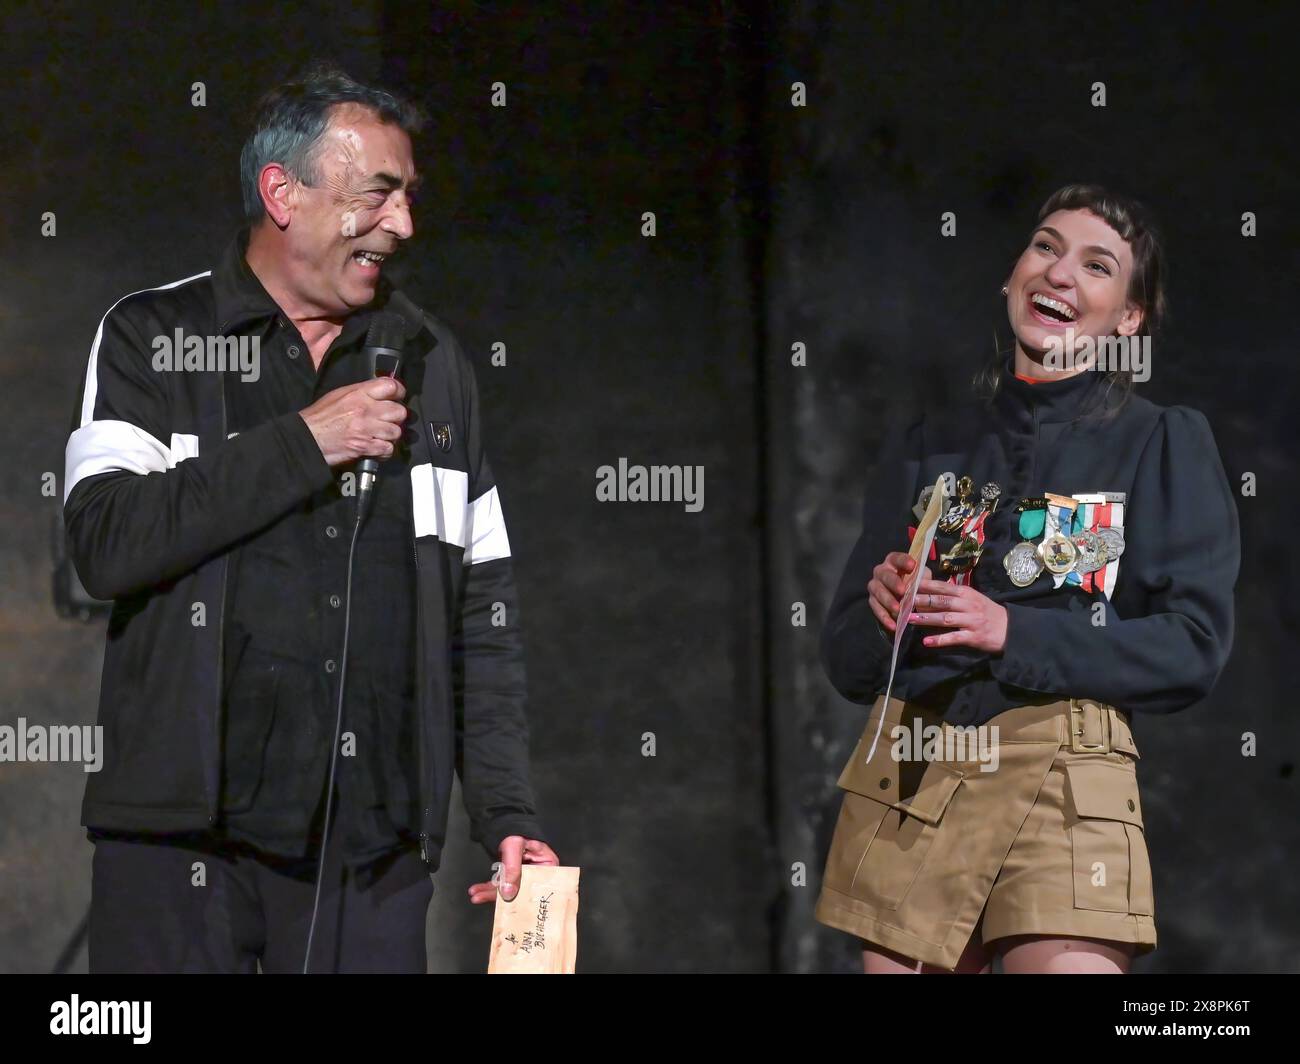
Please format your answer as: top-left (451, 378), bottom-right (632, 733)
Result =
top-left (878, 778), bottom-right (890, 790)
top-left (1127, 798), bottom-right (1136, 811)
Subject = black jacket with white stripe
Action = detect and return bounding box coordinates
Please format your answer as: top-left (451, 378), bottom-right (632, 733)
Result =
top-left (63, 235), bottom-right (547, 870)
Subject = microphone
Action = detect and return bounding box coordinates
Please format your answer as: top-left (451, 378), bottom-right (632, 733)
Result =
top-left (355, 310), bottom-right (408, 520)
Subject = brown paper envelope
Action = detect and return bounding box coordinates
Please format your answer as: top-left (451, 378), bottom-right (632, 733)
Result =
top-left (487, 865), bottom-right (580, 974)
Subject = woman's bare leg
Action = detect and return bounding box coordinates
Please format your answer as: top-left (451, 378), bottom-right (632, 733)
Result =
top-left (861, 935), bottom-right (992, 974)
top-left (995, 934), bottom-right (1134, 973)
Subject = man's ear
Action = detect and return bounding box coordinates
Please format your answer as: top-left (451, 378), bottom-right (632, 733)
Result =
top-left (258, 162), bottom-right (296, 229)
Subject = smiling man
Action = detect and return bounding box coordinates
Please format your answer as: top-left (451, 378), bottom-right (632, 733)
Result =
top-left (64, 63), bottom-right (556, 973)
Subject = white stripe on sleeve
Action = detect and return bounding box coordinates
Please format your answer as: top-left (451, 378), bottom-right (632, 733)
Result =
top-left (77, 271), bottom-right (211, 428)
top-left (64, 424), bottom-right (199, 502)
top-left (410, 463), bottom-right (468, 549)
top-left (464, 485), bottom-right (511, 565)
top-left (409, 464), bottom-right (512, 563)
top-left (66, 271), bottom-right (212, 502)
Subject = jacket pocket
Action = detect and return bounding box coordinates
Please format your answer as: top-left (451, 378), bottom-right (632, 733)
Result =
top-left (1065, 758), bottom-right (1154, 916)
top-left (374, 675), bottom-right (418, 818)
top-left (219, 663), bottom-right (280, 815)
top-left (823, 752), bottom-right (965, 910)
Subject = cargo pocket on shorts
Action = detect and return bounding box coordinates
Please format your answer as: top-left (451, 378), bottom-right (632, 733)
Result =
top-left (1065, 758), bottom-right (1154, 916)
top-left (823, 753), bottom-right (965, 910)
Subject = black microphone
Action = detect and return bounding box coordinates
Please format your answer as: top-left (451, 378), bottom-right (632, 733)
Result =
top-left (355, 310), bottom-right (408, 520)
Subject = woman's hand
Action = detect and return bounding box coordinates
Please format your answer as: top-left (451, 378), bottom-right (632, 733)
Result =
top-left (867, 551), bottom-right (932, 633)
top-left (908, 578), bottom-right (1008, 653)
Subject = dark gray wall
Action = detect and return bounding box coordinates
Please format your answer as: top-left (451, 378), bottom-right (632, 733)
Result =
top-left (382, 4), bottom-right (773, 972)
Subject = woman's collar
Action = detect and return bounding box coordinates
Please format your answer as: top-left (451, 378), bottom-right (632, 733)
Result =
top-left (994, 351), bottom-right (1112, 422)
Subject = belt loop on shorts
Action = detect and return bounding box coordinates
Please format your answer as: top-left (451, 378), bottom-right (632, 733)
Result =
top-left (1068, 698), bottom-right (1112, 753)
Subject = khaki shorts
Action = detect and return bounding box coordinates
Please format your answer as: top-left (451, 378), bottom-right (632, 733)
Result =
top-left (814, 694), bottom-right (1157, 970)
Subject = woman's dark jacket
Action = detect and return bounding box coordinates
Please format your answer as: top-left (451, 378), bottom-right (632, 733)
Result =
top-left (821, 360), bottom-right (1240, 726)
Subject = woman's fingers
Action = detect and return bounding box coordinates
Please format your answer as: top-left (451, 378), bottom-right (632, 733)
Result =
top-left (877, 566), bottom-right (908, 598)
top-left (921, 629), bottom-right (974, 648)
top-left (875, 556), bottom-right (944, 622)
top-left (916, 578), bottom-right (967, 597)
top-left (869, 579), bottom-right (901, 618)
top-left (869, 596), bottom-right (897, 632)
top-left (871, 564), bottom-right (906, 610)
top-left (885, 551), bottom-right (916, 574)
top-left (882, 553), bottom-right (923, 595)
top-left (908, 610), bottom-right (963, 627)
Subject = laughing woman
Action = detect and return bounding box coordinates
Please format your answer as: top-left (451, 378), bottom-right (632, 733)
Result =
top-left (814, 184), bottom-right (1239, 974)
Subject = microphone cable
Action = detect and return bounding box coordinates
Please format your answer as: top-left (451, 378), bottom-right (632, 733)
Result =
top-left (302, 309), bottom-right (404, 972)
top-left (302, 496), bottom-right (367, 974)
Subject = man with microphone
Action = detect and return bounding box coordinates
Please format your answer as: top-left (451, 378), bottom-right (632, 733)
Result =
top-left (63, 62), bottom-right (557, 973)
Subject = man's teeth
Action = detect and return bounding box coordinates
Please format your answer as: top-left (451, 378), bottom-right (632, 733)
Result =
top-left (354, 251), bottom-right (386, 265)
top-left (1031, 292), bottom-right (1077, 321)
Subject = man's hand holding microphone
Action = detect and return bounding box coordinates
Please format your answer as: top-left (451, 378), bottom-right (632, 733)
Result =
top-left (298, 376), bottom-right (409, 468)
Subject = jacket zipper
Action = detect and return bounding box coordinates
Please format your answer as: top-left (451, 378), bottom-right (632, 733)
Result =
top-left (1031, 399), bottom-right (1041, 484)
top-left (414, 534), bottom-right (426, 862)
top-left (212, 366), bottom-right (229, 828)
top-left (413, 428), bottom-right (431, 865)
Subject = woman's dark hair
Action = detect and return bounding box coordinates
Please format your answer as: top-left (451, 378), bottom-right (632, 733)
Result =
top-left (239, 61), bottom-right (426, 222)
top-left (974, 183), bottom-right (1168, 412)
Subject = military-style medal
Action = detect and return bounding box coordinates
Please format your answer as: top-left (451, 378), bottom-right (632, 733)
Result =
top-left (1071, 494), bottom-right (1126, 597)
top-left (1072, 528), bottom-right (1107, 574)
top-left (1038, 532), bottom-right (1078, 574)
top-left (1002, 497), bottom-right (1048, 587)
top-left (1091, 503), bottom-right (1125, 599)
top-left (1067, 495), bottom-right (1102, 588)
top-left (1097, 526), bottom-right (1126, 559)
top-left (1003, 541), bottom-right (1045, 587)
top-left (1000, 488), bottom-right (1130, 597)
top-left (1038, 502), bottom-right (1068, 578)
top-left (1042, 502), bottom-right (1083, 584)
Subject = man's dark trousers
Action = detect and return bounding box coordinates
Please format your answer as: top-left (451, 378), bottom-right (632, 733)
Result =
top-left (87, 829), bottom-right (433, 973)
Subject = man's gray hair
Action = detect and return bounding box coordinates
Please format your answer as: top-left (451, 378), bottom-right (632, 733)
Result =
top-left (239, 61), bottom-right (425, 222)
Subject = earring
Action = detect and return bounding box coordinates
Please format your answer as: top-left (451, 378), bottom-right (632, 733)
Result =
top-left (1001, 284), bottom-right (1009, 295)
